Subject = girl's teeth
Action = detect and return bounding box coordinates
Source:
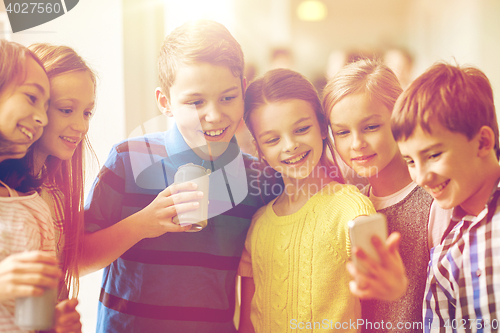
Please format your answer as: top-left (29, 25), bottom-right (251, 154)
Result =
top-left (61, 136), bottom-right (77, 143)
top-left (284, 152), bottom-right (308, 164)
top-left (20, 127), bottom-right (33, 140)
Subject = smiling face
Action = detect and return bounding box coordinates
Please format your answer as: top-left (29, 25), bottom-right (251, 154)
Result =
top-left (35, 70), bottom-right (95, 162)
top-left (159, 62), bottom-right (244, 159)
top-left (329, 93), bottom-right (399, 179)
top-left (250, 99), bottom-right (325, 181)
top-left (398, 121), bottom-right (484, 212)
top-left (0, 56), bottom-right (50, 161)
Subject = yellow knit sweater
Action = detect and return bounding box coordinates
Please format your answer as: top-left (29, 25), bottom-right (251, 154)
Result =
top-left (239, 182), bottom-right (376, 332)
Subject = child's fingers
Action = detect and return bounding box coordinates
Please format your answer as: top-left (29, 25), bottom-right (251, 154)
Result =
top-left (12, 261), bottom-right (62, 278)
top-left (14, 272), bottom-right (60, 288)
top-left (162, 201), bottom-right (200, 220)
top-left (347, 261), bottom-right (396, 300)
top-left (161, 182), bottom-right (198, 197)
top-left (353, 247), bottom-right (381, 275)
top-left (349, 280), bottom-right (376, 300)
top-left (346, 261), bottom-right (359, 280)
top-left (158, 220), bottom-right (192, 233)
top-left (67, 298), bottom-right (79, 308)
top-left (57, 298), bottom-right (78, 312)
top-left (55, 299), bottom-right (82, 333)
top-left (14, 251), bottom-right (59, 265)
top-left (371, 235), bottom-right (391, 268)
top-left (2, 284), bottom-right (47, 298)
top-left (54, 318), bottom-right (82, 333)
top-left (385, 232), bottom-right (402, 254)
top-left (352, 246), bottom-right (367, 260)
top-left (168, 191), bottom-right (204, 207)
top-left (57, 311), bottom-right (81, 326)
top-left (346, 261), bottom-right (371, 290)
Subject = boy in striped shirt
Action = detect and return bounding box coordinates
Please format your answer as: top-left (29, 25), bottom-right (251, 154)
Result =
top-left (82, 20), bottom-right (277, 333)
top-left (392, 62), bottom-right (500, 332)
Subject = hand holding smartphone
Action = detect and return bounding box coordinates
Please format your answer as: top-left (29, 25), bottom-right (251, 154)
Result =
top-left (348, 213), bottom-right (388, 273)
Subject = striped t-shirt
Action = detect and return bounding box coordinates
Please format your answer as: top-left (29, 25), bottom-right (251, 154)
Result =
top-left (0, 181), bottom-right (55, 332)
top-left (84, 125), bottom-right (278, 333)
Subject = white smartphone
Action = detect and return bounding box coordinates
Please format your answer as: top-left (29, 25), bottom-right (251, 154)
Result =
top-left (348, 213), bottom-right (388, 273)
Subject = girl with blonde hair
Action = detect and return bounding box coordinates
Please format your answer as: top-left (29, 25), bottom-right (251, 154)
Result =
top-left (29, 43), bottom-right (97, 299)
top-left (324, 59), bottom-right (449, 332)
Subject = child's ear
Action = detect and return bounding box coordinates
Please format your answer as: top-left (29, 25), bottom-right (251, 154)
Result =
top-left (477, 125), bottom-right (496, 157)
top-left (155, 87), bottom-right (173, 117)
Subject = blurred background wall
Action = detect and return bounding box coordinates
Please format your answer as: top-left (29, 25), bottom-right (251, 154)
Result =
top-left (1, 0), bottom-right (500, 331)
top-left (122, 0), bottom-right (500, 137)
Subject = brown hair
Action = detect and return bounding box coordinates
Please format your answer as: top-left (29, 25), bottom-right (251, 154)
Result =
top-left (244, 68), bottom-right (343, 183)
top-left (29, 43), bottom-right (98, 298)
top-left (158, 19), bottom-right (244, 99)
top-left (322, 59), bottom-right (403, 120)
top-left (0, 39), bottom-right (45, 94)
top-left (391, 62), bottom-right (499, 159)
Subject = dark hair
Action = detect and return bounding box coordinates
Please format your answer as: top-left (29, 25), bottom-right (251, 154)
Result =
top-left (0, 154), bottom-right (42, 192)
top-left (391, 62), bottom-right (499, 159)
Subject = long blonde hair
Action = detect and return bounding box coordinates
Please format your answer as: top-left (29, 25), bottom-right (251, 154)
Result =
top-left (322, 59), bottom-right (403, 121)
top-left (29, 43), bottom-right (97, 298)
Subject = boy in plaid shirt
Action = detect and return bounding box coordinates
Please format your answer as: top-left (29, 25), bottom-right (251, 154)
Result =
top-left (391, 62), bottom-right (500, 332)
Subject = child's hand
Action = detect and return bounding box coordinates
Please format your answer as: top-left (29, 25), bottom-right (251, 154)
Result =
top-left (0, 251), bottom-right (61, 301)
top-left (346, 232), bottom-right (408, 301)
top-left (54, 298), bottom-right (82, 333)
top-left (137, 181), bottom-right (205, 238)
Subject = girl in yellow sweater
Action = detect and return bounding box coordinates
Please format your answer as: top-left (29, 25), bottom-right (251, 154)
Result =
top-left (237, 68), bottom-right (375, 333)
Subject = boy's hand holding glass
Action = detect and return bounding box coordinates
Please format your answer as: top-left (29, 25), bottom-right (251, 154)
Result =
top-left (346, 232), bottom-right (408, 301)
top-left (134, 181), bottom-right (207, 238)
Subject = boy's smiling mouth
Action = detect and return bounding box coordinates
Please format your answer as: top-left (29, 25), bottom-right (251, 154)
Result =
top-left (429, 179), bottom-right (450, 194)
top-left (282, 151), bottom-right (310, 165)
top-left (203, 126), bottom-right (229, 137)
top-left (427, 179), bottom-right (450, 196)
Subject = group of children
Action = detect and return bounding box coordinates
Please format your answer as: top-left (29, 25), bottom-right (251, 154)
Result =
top-left (1, 18), bottom-right (499, 333)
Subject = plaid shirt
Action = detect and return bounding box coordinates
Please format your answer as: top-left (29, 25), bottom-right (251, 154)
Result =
top-left (424, 180), bottom-right (500, 333)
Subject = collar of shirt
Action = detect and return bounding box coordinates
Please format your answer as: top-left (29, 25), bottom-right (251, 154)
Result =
top-left (134, 124), bottom-right (243, 190)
